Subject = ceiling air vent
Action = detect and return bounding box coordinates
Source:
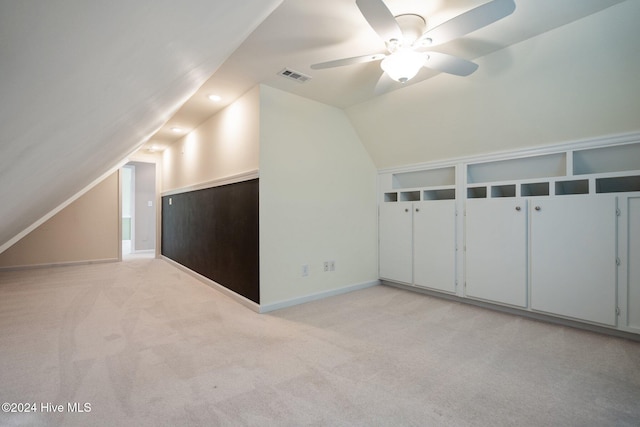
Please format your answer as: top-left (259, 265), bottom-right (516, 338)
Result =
top-left (278, 68), bottom-right (311, 83)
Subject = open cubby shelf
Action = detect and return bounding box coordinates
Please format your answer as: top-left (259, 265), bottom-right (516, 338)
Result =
top-left (384, 192), bottom-right (398, 202)
top-left (556, 179), bottom-right (589, 195)
top-left (467, 153), bottom-right (566, 184)
top-left (574, 144), bottom-right (640, 175)
top-left (382, 142), bottom-right (640, 203)
top-left (392, 166), bottom-right (455, 189)
top-left (467, 187), bottom-right (487, 199)
top-left (521, 182), bottom-right (549, 197)
top-left (400, 191), bottom-right (421, 202)
top-left (384, 188), bottom-right (456, 202)
top-left (596, 176), bottom-right (640, 193)
top-left (491, 184), bottom-right (516, 198)
top-left (424, 189), bottom-right (456, 200)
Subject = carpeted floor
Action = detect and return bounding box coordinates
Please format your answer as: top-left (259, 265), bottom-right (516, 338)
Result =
top-left (0, 258), bottom-right (639, 426)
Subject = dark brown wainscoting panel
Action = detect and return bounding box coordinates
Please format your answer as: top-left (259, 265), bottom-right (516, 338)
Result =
top-left (161, 179), bottom-right (259, 303)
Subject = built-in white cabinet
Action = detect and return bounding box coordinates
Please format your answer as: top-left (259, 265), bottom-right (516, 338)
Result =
top-left (379, 138), bottom-right (640, 336)
top-left (379, 203), bottom-right (413, 284)
top-left (529, 196), bottom-right (617, 325)
top-left (465, 195), bottom-right (617, 324)
top-left (465, 198), bottom-right (528, 307)
top-left (379, 200), bottom-right (457, 293)
top-left (628, 197), bottom-right (640, 330)
top-left (379, 167), bottom-right (457, 293)
top-left (413, 200), bottom-right (456, 293)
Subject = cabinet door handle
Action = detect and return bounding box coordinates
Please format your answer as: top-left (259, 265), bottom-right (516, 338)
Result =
top-left (415, 208), bottom-right (420, 212)
top-left (515, 206), bottom-right (521, 211)
top-left (405, 208), bottom-right (409, 212)
top-left (535, 206), bottom-right (541, 211)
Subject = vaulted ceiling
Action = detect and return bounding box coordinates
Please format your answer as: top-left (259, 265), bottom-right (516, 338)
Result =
top-left (0, 0), bottom-right (282, 250)
top-left (0, 0), bottom-right (635, 251)
top-left (146, 0), bottom-right (627, 150)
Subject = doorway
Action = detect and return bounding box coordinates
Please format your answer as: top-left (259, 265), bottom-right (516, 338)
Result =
top-left (121, 161), bottom-right (156, 257)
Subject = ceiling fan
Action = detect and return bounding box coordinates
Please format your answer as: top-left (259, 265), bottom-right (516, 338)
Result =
top-left (311, 0), bottom-right (516, 87)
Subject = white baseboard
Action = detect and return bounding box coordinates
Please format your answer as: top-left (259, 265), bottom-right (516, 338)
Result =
top-left (0, 257), bottom-right (119, 271)
top-left (382, 280), bottom-right (640, 342)
top-left (259, 280), bottom-right (381, 313)
top-left (160, 255), bottom-right (261, 312)
top-left (160, 256), bottom-right (380, 314)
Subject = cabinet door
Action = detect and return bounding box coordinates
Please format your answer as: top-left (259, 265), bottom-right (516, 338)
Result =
top-left (530, 195), bottom-right (617, 325)
top-left (414, 200), bottom-right (456, 293)
top-left (465, 198), bottom-right (528, 307)
top-left (628, 197), bottom-right (640, 330)
top-left (379, 203), bottom-right (413, 284)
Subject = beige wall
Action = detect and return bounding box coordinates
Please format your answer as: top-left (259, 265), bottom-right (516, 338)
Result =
top-left (0, 172), bottom-right (120, 268)
top-left (259, 85), bottom-right (379, 306)
top-left (161, 86), bottom-right (260, 192)
top-left (346, 1), bottom-right (640, 168)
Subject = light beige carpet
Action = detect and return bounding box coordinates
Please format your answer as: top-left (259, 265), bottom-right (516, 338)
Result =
top-left (1, 258), bottom-right (639, 426)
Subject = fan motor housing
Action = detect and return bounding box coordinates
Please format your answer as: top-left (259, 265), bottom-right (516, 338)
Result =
top-left (394, 14), bottom-right (426, 45)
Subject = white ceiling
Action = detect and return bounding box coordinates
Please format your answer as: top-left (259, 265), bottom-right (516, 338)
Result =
top-left (147, 0), bottom-right (626, 150)
top-left (0, 0), bottom-right (282, 250)
top-left (0, 0), bottom-right (629, 251)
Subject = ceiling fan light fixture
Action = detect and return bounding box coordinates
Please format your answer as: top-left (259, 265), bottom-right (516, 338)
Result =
top-left (380, 51), bottom-right (425, 83)
top-left (419, 37), bottom-right (433, 47)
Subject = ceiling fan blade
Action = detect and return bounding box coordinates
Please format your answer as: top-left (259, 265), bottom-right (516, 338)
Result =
top-left (356, 0), bottom-right (402, 42)
top-left (374, 71), bottom-right (397, 95)
top-left (311, 53), bottom-right (386, 70)
top-left (423, 52), bottom-right (478, 76)
top-left (419, 0), bottom-right (516, 47)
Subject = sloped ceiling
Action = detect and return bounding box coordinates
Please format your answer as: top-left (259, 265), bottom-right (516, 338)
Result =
top-left (2, 0), bottom-right (637, 251)
top-left (146, 0), bottom-right (628, 151)
top-left (0, 0), bottom-right (281, 250)
top-left (346, 0), bottom-right (640, 168)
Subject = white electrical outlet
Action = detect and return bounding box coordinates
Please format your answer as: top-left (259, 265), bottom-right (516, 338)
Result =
top-left (302, 264), bottom-right (309, 277)
top-left (323, 261), bottom-right (329, 272)
top-left (329, 261), bottom-right (335, 271)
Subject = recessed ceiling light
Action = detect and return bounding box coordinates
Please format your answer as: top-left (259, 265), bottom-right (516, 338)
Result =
top-left (170, 127), bottom-right (184, 133)
top-left (208, 94), bottom-right (222, 102)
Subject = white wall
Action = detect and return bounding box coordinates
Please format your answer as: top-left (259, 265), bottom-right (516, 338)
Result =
top-left (346, 1), bottom-right (640, 168)
top-left (130, 161), bottom-right (156, 251)
top-left (129, 151), bottom-right (163, 257)
top-left (259, 85), bottom-right (379, 306)
top-left (162, 86), bottom-right (260, 192)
